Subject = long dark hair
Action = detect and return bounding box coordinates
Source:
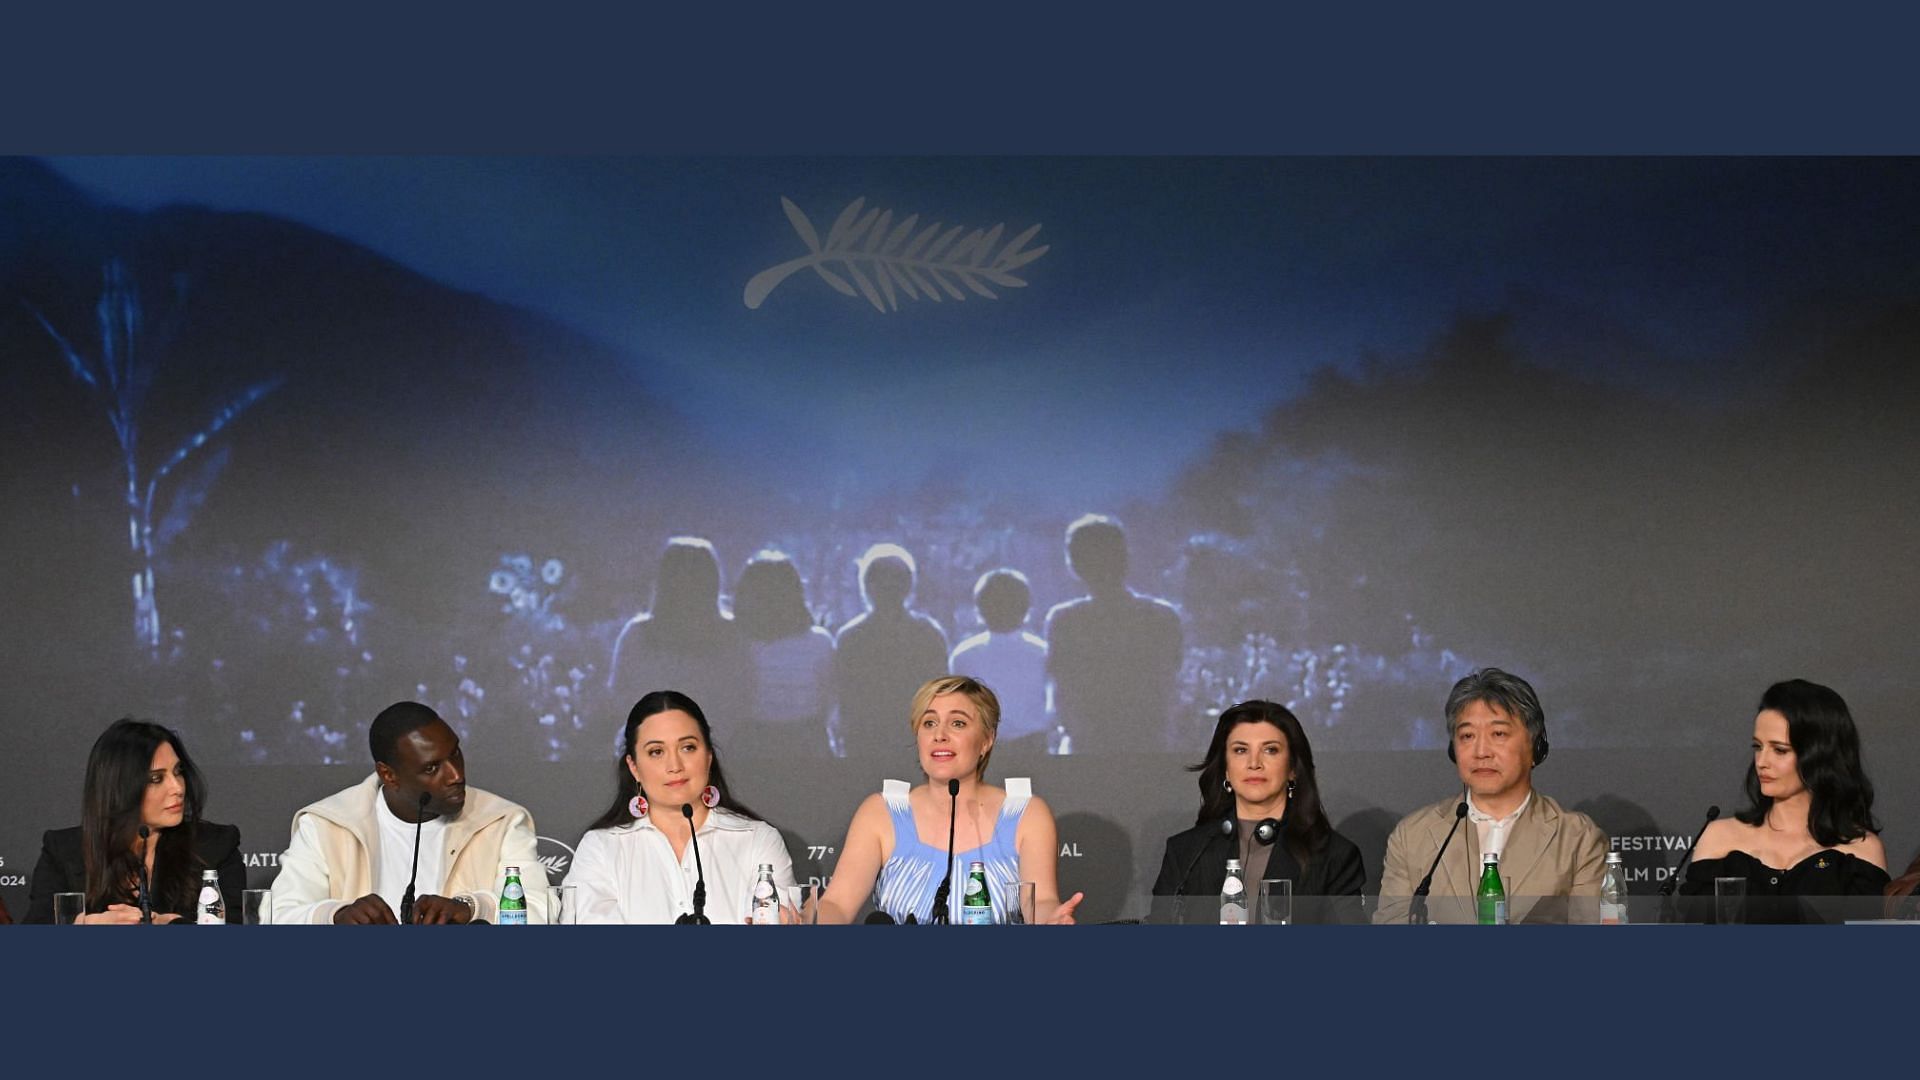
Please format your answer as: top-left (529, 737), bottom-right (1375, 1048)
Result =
top-left (588, 691), bottom-right (762, 830)
top-left (80, 719), bottom-right (208, 915)
top-left (1190, 701), bottom-right (1331, 868)
top-left (1734, 679), bottom-right (1878, 847)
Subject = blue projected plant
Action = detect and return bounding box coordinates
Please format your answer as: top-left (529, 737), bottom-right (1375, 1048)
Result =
top-left (744, 197), bottom-right (1048, 312)
top-left (195, 540), bottom-right (377, 764)
top-left (489, 554), bottom-right (572, 630)
top-left (471, 554), bottom-right (597, 760)
top-left (28, 260), bottom-right (282, 655)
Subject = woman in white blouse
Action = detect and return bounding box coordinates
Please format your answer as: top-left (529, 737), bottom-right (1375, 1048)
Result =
top-left (569, 690), bottom-right (795, 923)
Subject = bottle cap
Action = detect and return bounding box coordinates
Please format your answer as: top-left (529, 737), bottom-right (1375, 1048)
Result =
top-left (758, 863), bottom-right (774, 873)
top-left (1482, 851), bottom-right (1500, 864)
top-left (504, 865), bottom-right (520, 875)
top-left (1225, 859), bottom-right (1243, 870)
top-left (1605, 851), bottom-right (1623, 863)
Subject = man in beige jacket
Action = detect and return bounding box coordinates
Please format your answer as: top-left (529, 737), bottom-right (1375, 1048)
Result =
top-left (272, 701), bottom-right (550, 925)
top-left (1375, 668), bottom-right (1608, 924)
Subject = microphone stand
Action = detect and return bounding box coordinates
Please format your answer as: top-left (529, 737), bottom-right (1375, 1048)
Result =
top-left (1411, 801), bottom-right (1469, 926)
top-left (1168, 818), bottom-right (1235, 923)
top-left (400, 790), bottom-right (429, 925)
top-left (137, 825), bottom-right (153, 925)
top-left (928, 779), bottom-right (960, 925)
top-left (675, 803), bottom-right (711, 925)
top-left (1660, 805), bottom-right (1721, 922)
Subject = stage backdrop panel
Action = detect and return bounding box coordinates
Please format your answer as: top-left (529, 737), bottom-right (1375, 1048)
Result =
top-left (3, 156), bottom-right (1917, 915)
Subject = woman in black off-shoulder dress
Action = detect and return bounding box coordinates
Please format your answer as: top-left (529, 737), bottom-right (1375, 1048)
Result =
top-left (1679, 680), bottom-right (1888, 924)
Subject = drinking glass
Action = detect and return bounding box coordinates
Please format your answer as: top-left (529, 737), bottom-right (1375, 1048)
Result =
top-left (1257, 879), bottom-right (1293, 925)
top-left (777, 882), bottom-right (820, 925)
top-left (53, 892), bottom-right (86, 925)
top-left (550, 883), bottom-right (579, 925)
top-left (1007, 881), bottom-right (1038, 925)
top-left (241, 889), bottom-right (273, 925)
top-left (1713, 877), bottom-right (1747, 924)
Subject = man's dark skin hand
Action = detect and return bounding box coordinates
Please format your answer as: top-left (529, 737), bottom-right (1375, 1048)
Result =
top-left (332, 892), bottom-right (472, 924)
top-left (333, 894), bottom-right (399, 925)
top-left (410, 895), bottom-right (473, 925)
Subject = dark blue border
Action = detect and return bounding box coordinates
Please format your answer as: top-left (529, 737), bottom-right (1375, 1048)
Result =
top-left (6, 925), bottom-right (1915, 1067)
top-left (7, 2), bottom-right (1920, 152)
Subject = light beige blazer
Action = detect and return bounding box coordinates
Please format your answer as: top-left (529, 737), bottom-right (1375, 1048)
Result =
top-left (1374, 789), bottom-right (1607, 924)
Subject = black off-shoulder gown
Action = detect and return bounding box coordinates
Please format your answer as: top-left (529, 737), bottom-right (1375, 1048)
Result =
top-left (1679, 849), bottom-right (1891, 924)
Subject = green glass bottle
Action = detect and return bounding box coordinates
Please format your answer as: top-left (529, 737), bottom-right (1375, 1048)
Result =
top-left (1476, 851), bottom-right (1507, 925)
top-left (499, 865), bottom-right (528, 925)
top-left (960, 860), bottom-right (993, 924)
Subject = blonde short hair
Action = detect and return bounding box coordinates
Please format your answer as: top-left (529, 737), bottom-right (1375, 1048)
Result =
top-left (908, 675), bottom-right (1002, 777)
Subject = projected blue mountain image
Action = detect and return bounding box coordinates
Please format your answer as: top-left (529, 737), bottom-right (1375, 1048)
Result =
top-left (3, 156), bottom-right (1917, 766)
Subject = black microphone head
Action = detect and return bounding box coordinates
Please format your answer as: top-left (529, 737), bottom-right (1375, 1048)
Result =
top-left (1454, 801), bottom-right (1469, 820)
top-left (863, 910), bottom-right (897, 925)
top-left (681, 801), bottom-right (695, 820)
top-left (1705, 805), bottom-right (1721, 821)
top-left (1253, 818), bottom-right (1280, 845)
top-left (418, 791), bottom-right (431, 808)
top-left (947, 778), bottom-right (960, 796)
top-left (138, 824), bottom-right (150, 839)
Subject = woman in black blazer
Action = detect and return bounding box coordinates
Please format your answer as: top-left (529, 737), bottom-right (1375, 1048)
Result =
top-left (1152, 700), bottom-right (1366, 923)
top-left (26, 719), bottom-right (245, 924)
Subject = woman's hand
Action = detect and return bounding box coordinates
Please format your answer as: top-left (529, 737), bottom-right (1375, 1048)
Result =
top-left (78, 904), bottom-right (140, 925)
top-left (1044, 892), bottom-right (1085, 925)
top-left (78, 904), bottom-right (179, 925)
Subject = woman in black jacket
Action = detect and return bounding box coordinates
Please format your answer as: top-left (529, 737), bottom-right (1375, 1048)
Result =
top-left (1152, 700), bottom-right (1366, 923)
top-left (27, 718), bottom-right (243, 924)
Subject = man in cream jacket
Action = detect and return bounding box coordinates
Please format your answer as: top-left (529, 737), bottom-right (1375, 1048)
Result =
top-left (1375, 668), bottom-right (1608, 924)
top-left (272, 701), bottom-right (550, 925)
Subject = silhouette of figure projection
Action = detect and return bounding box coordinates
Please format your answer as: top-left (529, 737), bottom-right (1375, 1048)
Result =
top-left (1043, 515), bottom-right (1183, 754)
top-left (608, 537), bottom-right (751, 744)
top-left (950, 568), bottom-right (1053, 757)
top-left (734, 549), bottom-right (835, 758)
top-left (832, 543), bottom-right (949, 758)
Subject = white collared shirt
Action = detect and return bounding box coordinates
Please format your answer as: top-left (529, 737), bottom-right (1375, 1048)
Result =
top-left (1467, 790), bottom-right (1532, 862)
top-left (568, 808), bottom-right (796, 924)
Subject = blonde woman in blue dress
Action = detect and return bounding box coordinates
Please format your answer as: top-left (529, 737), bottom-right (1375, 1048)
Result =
top-left (814, 675), bottom-right (1084, 924)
